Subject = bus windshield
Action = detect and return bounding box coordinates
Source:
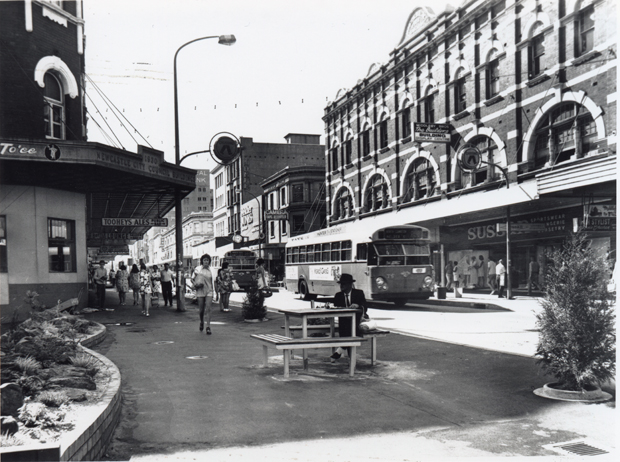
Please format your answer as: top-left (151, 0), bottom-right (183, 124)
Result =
top-left (373, 243), bottom-right (430, 266)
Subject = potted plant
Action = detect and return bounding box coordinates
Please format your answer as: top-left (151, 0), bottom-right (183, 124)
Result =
top-left (534, 232), bottom-right (615, 402)
top-left (242, 278), bottom-right (267, 322)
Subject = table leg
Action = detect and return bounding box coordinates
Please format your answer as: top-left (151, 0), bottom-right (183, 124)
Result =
top-left (371, 337), bottom-right (377, 365)
top-left (284, 350), bottom-right (290, 378)
top-left (302, 316), bottom-right (308, 368)
top-left (351, 314), bottom-right (356, 337)
top-left (329, 318), bottom-right (336, 355)
top-left (284, 315), bottom-right (291, 337)
top-left (349, 346), bottom-right (357, 377)
top-left (262, 345), bottom-right (269, 367)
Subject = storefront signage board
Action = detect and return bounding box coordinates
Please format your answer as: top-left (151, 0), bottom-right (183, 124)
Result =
top-left (98, 245), bottom-right (129, 254)
top-left (413, 123), bottom-right (451, 143)
top-left (101, 218), bottom-right (168, 227)
top-left (266, 211), bottom-right (288, 220)
top-left (497, 223), bottom-right (546, 232)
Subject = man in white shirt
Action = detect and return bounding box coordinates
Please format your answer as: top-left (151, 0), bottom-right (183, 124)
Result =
top-left (496, 259), bottom-right (506, 298)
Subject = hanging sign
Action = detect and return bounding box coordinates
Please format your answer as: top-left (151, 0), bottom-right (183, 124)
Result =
top-left (414, 123), bottom-right (451, 143)
top-left (101, 218), bottom-right (168, 227)
top-left (457, 144), bottom-right (482, 171)
top-left (266, 211), bottom-right (288, 220)
top-left (210, 132), bottom-right (241, 165)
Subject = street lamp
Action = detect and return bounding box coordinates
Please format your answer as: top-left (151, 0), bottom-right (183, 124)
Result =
top-left (173, 34), bottom-right (236, 312)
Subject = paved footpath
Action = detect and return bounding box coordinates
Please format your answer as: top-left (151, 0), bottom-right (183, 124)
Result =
top-left (87, 289), bottom-right (616, 462)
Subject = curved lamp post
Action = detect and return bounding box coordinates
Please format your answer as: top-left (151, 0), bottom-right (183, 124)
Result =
top-left (174, 34), bottom-right (236, 312)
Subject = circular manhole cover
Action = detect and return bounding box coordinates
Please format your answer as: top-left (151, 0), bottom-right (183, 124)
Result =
top-left (186, 356), bottom-right (209, 360)
top-left (153, 341), bottom-right (175, 345)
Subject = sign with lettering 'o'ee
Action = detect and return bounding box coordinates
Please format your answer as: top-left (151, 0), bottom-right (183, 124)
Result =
top-left (457, 144), bottom-right (482, 171)
top-left (210, 132), bottom-right (241, 165)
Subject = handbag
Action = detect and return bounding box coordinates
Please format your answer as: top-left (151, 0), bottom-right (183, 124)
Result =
top-left (260, 287), bottom-right (273, 298)
top-left (359, 319), bottom-right (377, 332)
top-left (231, 280), bottom-right (241, 291)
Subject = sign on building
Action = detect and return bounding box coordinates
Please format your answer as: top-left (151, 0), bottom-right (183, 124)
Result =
top-left (413, 123), bottom-right (451, 143)
top-left (265, 211), bottom-right (288, 221)
top-left (101, 218), bottom-right (168, 227)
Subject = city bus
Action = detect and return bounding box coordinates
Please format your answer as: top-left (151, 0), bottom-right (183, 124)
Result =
top-left (222, 249), bottom-right (257, 291)
top-left (285, 224), bottom-right (435, 303)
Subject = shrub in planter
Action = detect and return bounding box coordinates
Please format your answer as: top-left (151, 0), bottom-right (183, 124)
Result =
top-left (242, 278), bottom-right (267, 321)
top-left (535, 232), bottom-right (615, 391)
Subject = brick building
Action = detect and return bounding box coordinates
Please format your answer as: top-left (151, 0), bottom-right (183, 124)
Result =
top-left (323, 0), bottom-right (616, 288)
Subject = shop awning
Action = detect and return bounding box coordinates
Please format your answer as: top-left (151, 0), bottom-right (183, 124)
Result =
top-left (0, 139), bottom-right (196, 254)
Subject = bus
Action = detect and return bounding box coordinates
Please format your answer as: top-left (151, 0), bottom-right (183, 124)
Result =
top-left (222, 249), bottom-right (257, 291)
top-left (285, 224), bottom-right (434, 303)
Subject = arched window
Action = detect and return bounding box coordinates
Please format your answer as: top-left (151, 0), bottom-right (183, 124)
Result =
top-left (403, 158), bottom-right (436, 202)
top-left (333, 188), bottom-right (353, 220)
top-left (533, 103), bottom-right (596, 169)
top-left (43, 72), bottom-right (64, 139)
top-left (364, 174), bottom-right (389, 212)
top-left (464, 136), bottom-right (497, 186)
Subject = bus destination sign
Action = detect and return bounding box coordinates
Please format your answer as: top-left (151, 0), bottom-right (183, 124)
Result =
top-left (380, 228), bottom-right (426, 240)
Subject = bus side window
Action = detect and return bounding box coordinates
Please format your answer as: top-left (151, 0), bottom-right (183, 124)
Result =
top-left (367, 245), bottom-right (378, 266)
top-left (356, 243), bottom-right (367, 261)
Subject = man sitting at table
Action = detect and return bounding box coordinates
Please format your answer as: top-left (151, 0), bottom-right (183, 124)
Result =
top-left (330, 273), bottom-right (368, 361)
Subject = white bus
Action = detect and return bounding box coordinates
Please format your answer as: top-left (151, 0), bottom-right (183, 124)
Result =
top-left (285, 223), bottom-right (435, 303)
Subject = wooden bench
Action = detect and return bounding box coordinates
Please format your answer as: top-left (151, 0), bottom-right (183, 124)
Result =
top-left (251, 333), bottom-right (367, 377)
top-left (282, 324), bottom-right (333, 336)
top-left (361, 330), bottom-right (390, 365)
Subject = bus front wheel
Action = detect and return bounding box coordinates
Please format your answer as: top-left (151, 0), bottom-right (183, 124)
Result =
top-left (299, 281), bottom-right (313, 301)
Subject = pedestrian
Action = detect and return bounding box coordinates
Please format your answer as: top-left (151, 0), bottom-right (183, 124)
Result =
top-left (93, 260), bottom-right (108, 309)
top-left (468, 256), bottom-right (479, 288)
top-left (216, 262), bottom-right (233, 312)
top-left (452, 261), bottom-right (461, 288)
top-left (444, 260), bottom-right (454, 290)
top-left (330, 273), bottom-right (368, 361)
top-left (151, 265), bottom-right (162, 307)
top-left (109, 267), bottom-right (116, 288)
top-left (129, 264), bottom-right (141, 305)
top-left (255, 258), bottom-right (269, 307)
top-left (116, 264), bottom-right (129, 305)
top-left (193, 253), bottom-right (214, 335)
top-left (496, 258), bottom-right (506, 298)
top-left (139, 262), bottom-right (153, 316)
top-left (528, 256), bottom-right (540, 295)
top-left (488, 257), bottom-right (497, 294)
top-left (477, 255), bottom-right (486, 288)
top-left (161, 263), bottom-right (175, 307)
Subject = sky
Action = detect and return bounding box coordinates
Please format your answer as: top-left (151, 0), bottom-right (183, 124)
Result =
top-left (83, 0), bottom-right (453, 171)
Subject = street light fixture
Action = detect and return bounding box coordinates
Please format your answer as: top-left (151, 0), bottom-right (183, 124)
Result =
top-left (173, 34), bottom-right (236, 312)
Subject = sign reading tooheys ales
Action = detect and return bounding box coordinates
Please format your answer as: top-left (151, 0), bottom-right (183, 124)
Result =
top-left (101, 218), bottom-right (168, 227)
top-left (414, 123), bottom-right (451, 143)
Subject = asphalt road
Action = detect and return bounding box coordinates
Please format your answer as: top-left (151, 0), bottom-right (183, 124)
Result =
top-left (86, 290), bottom-right (616, 461)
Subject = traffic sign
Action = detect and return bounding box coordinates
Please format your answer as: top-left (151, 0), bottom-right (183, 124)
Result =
top-left (457, 144), bottom-right (481, 171)
top-left (210, 132), bottom-right (240, 165)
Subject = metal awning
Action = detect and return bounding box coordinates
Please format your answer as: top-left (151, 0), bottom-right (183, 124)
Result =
top-left (0, 139), bottom-right (196, 252)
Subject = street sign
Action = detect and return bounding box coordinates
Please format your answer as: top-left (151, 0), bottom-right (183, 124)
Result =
top-left (497, 223), bottom-right (546, 232)
top-left (265, 211), bottom-right (288, 220)
top-left (413, 123), bottom-right (451, 143)
top-left (88, 232), bottom-right (143, 240)
top-left (210, 132), bottom-right (240, 165)
top-left (101, 218), bottom-right (168, 227)
top-left (98, 245), bottom-right (130, 254)
top-left (457, 144), bottom-right (481, 171)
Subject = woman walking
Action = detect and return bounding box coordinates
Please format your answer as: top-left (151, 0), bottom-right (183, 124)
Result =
top-left (129, 264), bottom-right (141, 305)
top-left (151, 265), bottom-right (162, 307)
top-left (193, 253), bottom-right (214, 335)
top-left (116, 264), bottom-right (129, 305)
top-left (139, 262), bottom-right (153, 316)
top-left (216, 262), bottom-right (233, 312)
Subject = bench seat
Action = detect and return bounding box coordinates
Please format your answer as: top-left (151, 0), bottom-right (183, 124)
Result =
top-left (251, 333), bottom-right (367, 377)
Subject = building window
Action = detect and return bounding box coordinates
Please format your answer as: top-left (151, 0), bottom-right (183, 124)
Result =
top-left (529, 34), bottom-right (545, 78)
top-left (269, 193), bottom-right (275, 210)
top-left (455, 77), bottom-right (467, 113)
top-left (576, 5), bottom-right (594, 57)
top-left (331, 146), bottom-right (339, 171)
top-left (533, 103), bottom-right (597, 168)
top-left (48, 218), bottom-right (76, 272)
top-left (468, 136), bottom-right (497, 185)
top-left (403, 159), bottom-right (436, 202)
top-left (423, 92), bottom-right (435, 123)
top-left (292, 215), bottom-right (305, 235)
top-left (361, 124), bottom-right (371, 157)
top-left (378, 115), bottom-right (388, 149)
top-left (0, 216), bottom-right (7, 272)
top-left (364, 174), bottom-right (390, 212)
top-left (280, 187), bottom-right (287, 206)
top-left (43, 73), bottom-right (64, 140)
top-left (270, 221), bottom-right (275, 238)
top-left (401, 107), bottom-right (412, 139)
top-left (281, 219), bottom-right (287, 235)
top-left (334, 188), bottom-right (353, 220)
top-left (485, 58), bottom-right (500, 99)
top-left (344, 138), bottom-right (352, 165)
top-left (292, 184), bottom-right (304, 203)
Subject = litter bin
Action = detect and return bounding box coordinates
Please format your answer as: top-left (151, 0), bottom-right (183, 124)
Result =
top-left (436, 287), bottom-right (447, 299)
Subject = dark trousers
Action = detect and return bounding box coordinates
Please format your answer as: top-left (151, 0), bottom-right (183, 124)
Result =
top-left (162, 281), bottom-right (173, 305)
top-left (96, 283), bottom-right (106, 308)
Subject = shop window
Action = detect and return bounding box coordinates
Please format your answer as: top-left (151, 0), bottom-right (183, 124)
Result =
top-left (533, 103), bottom-right (596, 168)
top-left (48, 218), bottom-right (76, 272)
top-left (364, 174), bottom-right (390, 213)
top-left (333, 187), bottom-right (353, 220)
top-left (528, 34), bottom-right (545, 78)
top-left (361, 124), bottom-right (371, 157)
top-left (344, 137), bottom-right (352, 165)
top-left (575, 5), bottom-right (594, 57)
top-left (43, 73), bottom-right (64, 140)
top-left (454, 77), bottom-right (467, 114)
top-left (292, 183), bottom-right (304, 203)
top-left (378, 114), bottom-right (389, 150)
top-left (403, 159), bottom-right (436, 202)
top-left (423, 92), bottom-right (435, 123)
top-left (401, 106), bottom-right (412, 139)
top-left (0, 216), bottom-right (7, 272)
top-left (485, 58), bottom-right (500, 99)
